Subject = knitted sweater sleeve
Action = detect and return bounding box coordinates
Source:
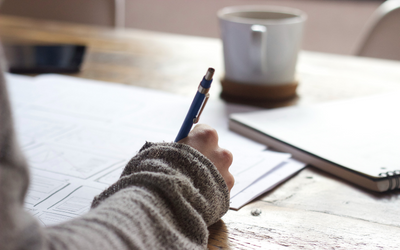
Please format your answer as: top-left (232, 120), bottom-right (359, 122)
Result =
top-left (0, 63), bottom-right (230, 249)
top-left (44, 142), bottom-right (230, 250)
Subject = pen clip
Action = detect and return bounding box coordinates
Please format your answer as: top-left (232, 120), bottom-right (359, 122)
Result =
top-left (193, 93), bottom-right (210, 124)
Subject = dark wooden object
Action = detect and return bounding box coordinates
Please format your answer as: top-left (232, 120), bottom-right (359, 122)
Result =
top-left (1, 15), bottom-right (400, 249)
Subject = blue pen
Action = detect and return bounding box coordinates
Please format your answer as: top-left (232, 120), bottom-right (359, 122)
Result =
top-left (175, 68), bottom-right (215, 142)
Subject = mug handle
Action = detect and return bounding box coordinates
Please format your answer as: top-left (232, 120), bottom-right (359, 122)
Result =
top-left (250, 25), bottom-right (267, 74)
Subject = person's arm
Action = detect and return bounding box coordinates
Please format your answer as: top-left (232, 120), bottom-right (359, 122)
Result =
top-left (0, 61), bottom-right (233, 249)
top-left (44, 126), bottom-right (232, 250)
top-left (0, 60), bottom-right (43, 250)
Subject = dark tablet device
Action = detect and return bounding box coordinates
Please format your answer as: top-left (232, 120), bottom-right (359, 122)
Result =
top-left (4, 44), bottom-right (86, 74)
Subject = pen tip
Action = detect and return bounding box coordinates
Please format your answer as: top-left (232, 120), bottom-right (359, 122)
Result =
top-left (205, 68), bottom-right (215, 81)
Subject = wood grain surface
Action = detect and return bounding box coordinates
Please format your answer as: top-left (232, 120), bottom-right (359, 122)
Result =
top-left (1, 15), bottom-right (400, 249)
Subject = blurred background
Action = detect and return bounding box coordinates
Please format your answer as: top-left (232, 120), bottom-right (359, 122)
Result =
top-left (1, 0), bottom-right (399, 59)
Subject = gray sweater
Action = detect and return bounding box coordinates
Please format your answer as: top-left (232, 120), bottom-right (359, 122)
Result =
top-left (0, 60), bottom-right (230, 249)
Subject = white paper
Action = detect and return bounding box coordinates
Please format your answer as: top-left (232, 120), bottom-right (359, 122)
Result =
top-left (230, 159), bottom-right (306, 210)
top-left (229, 151), bottom-right (291, 198)
top-left (5, 73), bottom-right (304, 223)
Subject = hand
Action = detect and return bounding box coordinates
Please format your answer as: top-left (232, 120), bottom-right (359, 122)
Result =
top-left (179, 124), bottom-right (234, 191)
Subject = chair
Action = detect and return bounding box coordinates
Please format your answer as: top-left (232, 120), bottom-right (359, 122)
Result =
top-left (355, 0), bottom-right (400, 60)
top-left (0, 0), bottom-right (125, 28)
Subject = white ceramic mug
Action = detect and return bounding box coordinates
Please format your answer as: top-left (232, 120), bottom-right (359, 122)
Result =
top-left (218, 6), bottom-right (307, 85)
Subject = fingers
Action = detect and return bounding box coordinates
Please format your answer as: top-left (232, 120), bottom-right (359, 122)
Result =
top-left (179, 124), bottom-right (218, 150)
top-left (215, 147), bottom-right (233, 169)
top-left (179, 124), bottom-right (234, 191)
top-left (210, 148), bottom-right (235, 191)
top-left (221, 170), bottom-right (235, 191)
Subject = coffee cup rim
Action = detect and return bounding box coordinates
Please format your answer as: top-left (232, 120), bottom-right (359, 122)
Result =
top-left (217, 5), bottom-right (307, 25)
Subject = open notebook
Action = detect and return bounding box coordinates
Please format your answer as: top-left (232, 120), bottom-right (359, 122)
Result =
top-left (230, 92), bottom-right (400, 192)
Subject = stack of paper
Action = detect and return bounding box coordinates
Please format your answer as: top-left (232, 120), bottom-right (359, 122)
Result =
top-left (6, 73), bottom-right (305, 225)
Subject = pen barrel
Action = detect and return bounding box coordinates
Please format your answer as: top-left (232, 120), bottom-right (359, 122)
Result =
top-left (174, 92), bottom-right (206, 142)
top-left (200, 77), bottom-right (213, 89)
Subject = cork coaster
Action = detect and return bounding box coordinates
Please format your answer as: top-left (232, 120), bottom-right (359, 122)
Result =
top-left (221, 78), bottom-right (298, 101)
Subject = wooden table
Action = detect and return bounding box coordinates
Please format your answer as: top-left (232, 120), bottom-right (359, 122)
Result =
top-left (1, 15), bottom-right (400, 249)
